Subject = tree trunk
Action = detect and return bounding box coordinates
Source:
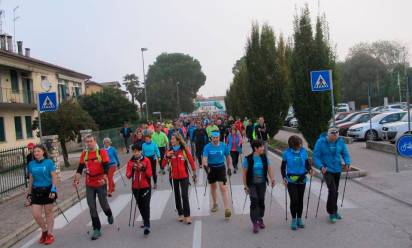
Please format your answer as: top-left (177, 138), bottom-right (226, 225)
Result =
top-left (60, 138), bottom-right (70, 167)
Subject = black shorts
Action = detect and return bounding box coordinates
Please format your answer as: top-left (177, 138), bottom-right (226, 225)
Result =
top-left (207, 166), bottom-right (227, 184)
top-left (31, 186), bottom-right (56, 205)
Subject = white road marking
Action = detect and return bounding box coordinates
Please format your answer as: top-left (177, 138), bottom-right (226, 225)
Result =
top-left (192, 220), bottom-right (202, 248)
top-left (87, 194), bottom-right (131, 226)
top-left (309, 180), bottom-right (357, 209)
top-left (271, 183), bottom-right (288, 210)
top-left (232, 185), bottom-right (250, 214)
top-left (55, 198), bottom-right (89, 229)
top-left (17, 229), bottom-right (41, 248)
top-left (191, 187), bottom-right (210, 216)
top-left (137, 189), bottom-right (172, 221)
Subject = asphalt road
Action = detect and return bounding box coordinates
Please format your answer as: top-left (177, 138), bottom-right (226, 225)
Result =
top-left (13, 144), bottom-right (412, 248)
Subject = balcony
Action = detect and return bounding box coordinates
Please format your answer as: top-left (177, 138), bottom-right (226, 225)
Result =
top-left (0, 87), bottom-right (37, 110)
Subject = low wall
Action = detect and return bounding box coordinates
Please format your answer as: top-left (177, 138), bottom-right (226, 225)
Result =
top-left (366, 141), bottom-right (396, 154)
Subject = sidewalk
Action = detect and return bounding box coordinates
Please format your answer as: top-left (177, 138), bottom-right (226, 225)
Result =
top-left (275, 130), bottom-right (412, 206)
top-left (0, 152), bottom-right (131, 248)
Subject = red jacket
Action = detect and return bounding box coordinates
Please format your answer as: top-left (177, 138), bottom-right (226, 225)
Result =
top-left (162, 146), bottom-right (196, 180)
top-left (126, 156), bottom-right (152, 189)
top-left (79, 149), bottom-right (110, 188)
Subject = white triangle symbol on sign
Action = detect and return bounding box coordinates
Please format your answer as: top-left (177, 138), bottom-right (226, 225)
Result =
top-left (42, 96), bottom-right (55, 109)
top-left (314, 74), bottom-right (328, 88)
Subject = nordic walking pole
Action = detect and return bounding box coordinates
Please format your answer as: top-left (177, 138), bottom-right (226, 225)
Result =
top-left (285, 184), bottom-right (288, 221)
top-left (203, 167), bottom-right (208, 197)
top-left (54, 200), bottom-right (69, 224)
top-left (169, 162), bottom-right (177, 212)
top-left (128, 166), bottom-right (135, 227)
top-left (315, 179), bottom-right (324, 218)
top-left (341, 166), bottom-right (350, 207)
top-left (228, 171), bottom-right (234, 207)
top-left (74, 185), bottom-right (83, 210)
top-left (183, 150), bottom-right (200, 210)
top-left (269, 185), bottom-right (274, 214)
top-left (242, 192), bottom-right (248, 213)
top-left (305, 174), bottom-right (313, 219)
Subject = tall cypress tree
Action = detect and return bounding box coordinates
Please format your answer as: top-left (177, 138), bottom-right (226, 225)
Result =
top-left (290, 7), bottom-right (338, 149)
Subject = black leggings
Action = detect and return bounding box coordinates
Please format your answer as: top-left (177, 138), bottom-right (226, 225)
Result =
top-left (249, 182), bottom-right (266, 224)
top-left (287, 183), bottom-right (306, 219)
top-left (324, 172), bottom-right (341, 215)
top-left (132, 188), bottom-right (151, 228)
top-left (149, 157), bottom-right (157, 185)
top-left (230, 151), bottom-right (239, 170)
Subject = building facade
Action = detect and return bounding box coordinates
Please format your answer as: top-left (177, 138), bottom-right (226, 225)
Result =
top-left (0, 43), bottom-right (91, 149)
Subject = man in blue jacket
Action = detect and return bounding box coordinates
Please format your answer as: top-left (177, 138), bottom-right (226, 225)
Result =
top-left (313, 127), bottom-right (351, 223)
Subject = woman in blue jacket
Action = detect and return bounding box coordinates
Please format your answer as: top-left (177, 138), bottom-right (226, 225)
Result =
top-left (103, 137), bottom-right (120, 197)
top-left (281, 135), bottom-right (312, 230)
top-left (226, 126), bottom-right (242, 173)
top-left (142, 134), bottom-right (161, 189)
top-left (313, 128), bottom-right (351, 223)
top-left (26, 145), bottom-right (58, 245)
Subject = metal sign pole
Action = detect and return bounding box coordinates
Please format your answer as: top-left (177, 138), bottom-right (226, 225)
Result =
top-left (368, 81), bottom-right (372, 131)
top-left (407, 75), bottom-right (411, 132)
top-left (329, 70), bottom-right (335, 127)
top-left (395, 152), bottom-right (399, 173)
top-left (37, 93), bottom-right (43, 140)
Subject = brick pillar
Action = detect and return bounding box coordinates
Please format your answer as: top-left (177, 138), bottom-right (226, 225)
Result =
top-left (80, 129), bottom-right (93, 149)
top-left (41, 135), bottom-right (61, 179)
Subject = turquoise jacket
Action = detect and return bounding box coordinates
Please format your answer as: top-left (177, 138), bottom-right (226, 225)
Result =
top-left (313, 133), bottom-right (351, 173)
top-left (105, 146), bottom-right (120, 167)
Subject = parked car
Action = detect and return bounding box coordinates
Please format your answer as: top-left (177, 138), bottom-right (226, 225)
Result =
top-left (382, 104), bottom-right (405, 112)
top-left (335, 112), bottom-right (363, 126)
top-left (371, 106), bottom-right (385, 113)
top-left (382, 112), bottom-right (412, 143)
top-left (347, 111), bottom-right (406, 140)
top-left (337, 112), bottom-right (375, 136)
top-left (335, 112), bottom-right (350, 121)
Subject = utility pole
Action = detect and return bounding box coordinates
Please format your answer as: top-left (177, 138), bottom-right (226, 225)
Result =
top-left (176, 81), bottom-right (180, 118)
top-left (141, 48), bottom-right (148, 122)
top-left (398, 72), bottom-right (402, 103)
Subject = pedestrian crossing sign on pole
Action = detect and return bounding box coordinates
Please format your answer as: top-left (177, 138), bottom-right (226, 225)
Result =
top-left (38, 92), bottom-right (58, 112)
top-left (310, 70), bottom-right (332, 92)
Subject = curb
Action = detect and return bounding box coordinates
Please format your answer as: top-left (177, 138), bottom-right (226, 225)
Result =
top-left (366, 140), bottom-right (395, 155)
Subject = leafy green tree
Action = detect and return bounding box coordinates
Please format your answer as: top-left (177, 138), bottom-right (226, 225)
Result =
top-left (146, 53), bottom-right (206, 119)
top-left (290, 8), bottom-right (338, 149)
top-left (79, 87), bottom-right (139, 129)
top-left (123, 73), bottom-right (140, 104)
top-left (34, 100), bottom-right (97, 167)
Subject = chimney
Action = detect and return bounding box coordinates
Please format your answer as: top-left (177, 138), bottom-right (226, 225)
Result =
top-left (0, 35), bottom-right (6, 50)
top-left (6, 35), bottom-right (13, 52)
top-left (17, 41), bottom-right (23, 55)
top-left (25, 48), bottom-right (30, 57)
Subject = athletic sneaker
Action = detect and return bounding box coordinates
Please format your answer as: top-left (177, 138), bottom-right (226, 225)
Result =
top-left (329, 214), bottom-right (337, 223)
top-left (108, 215), bottom-right (114, 225)
top-left (44, 234), bottom-right (55, 245)
top-left (144, 227), bottom-right (151, 236)
top-left (91, 229), bottom-right (101, 240)
top-left (185, 216), bottom-right (192, 224)
top-left (39, 231), bottom-right (48, 244)
top-left (177, 215), bottom-right (184, 222)
top-left (297, 218), bottom-right (305, 228)
top-left (211, 203), bottom-right (218, 213)
top-left (224, 209), bottom-right (232, 220)
top-left (258, 220), bottom-right (266, 229)
top-left (335, 213), bottom-right (342, 220)
top-left (291, 218), bottom-right (297, 230)
top-left (253, 223), bottom-right (259, 233)
top-left (108, 193), bottom-right (112, 197)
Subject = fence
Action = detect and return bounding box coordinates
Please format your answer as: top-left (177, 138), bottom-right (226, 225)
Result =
top-left (0, 146), bottom-right (28, 199)
top-left (92, 125), bottom-right (138, 150)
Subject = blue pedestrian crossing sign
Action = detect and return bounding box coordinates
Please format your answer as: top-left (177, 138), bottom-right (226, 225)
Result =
top-left (310, 70), bottom-right (332, 92)
top-left (38, 92), bottom-right (58, 112)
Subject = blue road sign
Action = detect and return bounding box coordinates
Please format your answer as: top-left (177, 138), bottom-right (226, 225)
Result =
top-left (38, 92), bottom-right (58, 112)
top-left (310, 70), bottom-right (332, 92)
top-left (396, 134), bottom-right (412, 158)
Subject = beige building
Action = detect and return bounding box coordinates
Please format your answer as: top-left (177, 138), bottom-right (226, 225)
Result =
top-left (0, 38), bottom-right (91, 150)
top-left (85, 80), bottom-right (104, 95)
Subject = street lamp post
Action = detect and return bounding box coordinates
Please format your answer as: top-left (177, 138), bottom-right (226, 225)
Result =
top-left (176, 81), bottom-right (180, 118)
top-left (141, 48), bottom-right (148, 122)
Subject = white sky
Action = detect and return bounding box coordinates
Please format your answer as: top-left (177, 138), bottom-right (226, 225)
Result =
top-left (1, 0), bottom-right (411, 96)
